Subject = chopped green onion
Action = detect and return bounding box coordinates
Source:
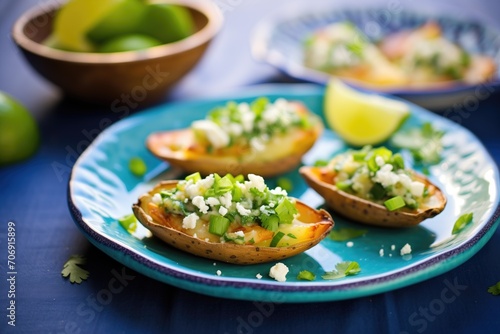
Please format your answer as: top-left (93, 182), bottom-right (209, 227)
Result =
top-left (335, 181), bottom-right (352, 191)
top-left (128, 157), bottom-right (147, 177)
top-left (118, 214), bottom-right (137, 233)
top-left (297, 270), bottom-right (316, 281)
top-left (452, 212), bottom-right (473, 234)
top-left (251, 97), bottom-right (269, 116)
top-left (232, 186), bottom-right (242, 202)
top-left (185, 172), bottom-right (201, 183)
top-left (391, 153), bottom-right (405, 170)
top-left (209, 215), bottom-right (230, 236)
top-left (270, 231), bottom-right (285, 247)
top-left (384, 196), bottom-right (406, 211)
top-left (287, 233), bottom-right (297, 239)
top-left (275, 198), bottom-right (298, 224)
top-left (234, 174), bottom-right (245, 183)
top-left (260, 214), bottom-right (279, 231)
top-left (215, 174), bottom-right (234, 195)
top-left (277, 177), bottom-right (293, 192)
top-left (313, 159), bottom-right (329, 167)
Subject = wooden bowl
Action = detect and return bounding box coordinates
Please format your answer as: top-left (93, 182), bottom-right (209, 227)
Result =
top-left (12, 0), bottom-right (223, 105)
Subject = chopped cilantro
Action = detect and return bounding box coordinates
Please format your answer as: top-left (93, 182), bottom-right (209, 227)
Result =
top-left (313, 159), bottom-right (329, 167)
top-left (329, 228), bottom-right (368, 241)
top-left (322, 261), bottom-right (361, 280)
top-left (487, 281), bottom-right (500, 296)
top-left (297, 270), bottom-right (316, 281)
top-left (61, 255), bottom-right (89, 284)
top-left (452, 212), bottom-right (473, 234)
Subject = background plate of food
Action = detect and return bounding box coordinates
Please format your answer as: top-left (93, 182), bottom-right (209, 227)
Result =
top-left (251, 8), bottom-right (500, 109)
top-left (68, 84), bottom-right (499, 302)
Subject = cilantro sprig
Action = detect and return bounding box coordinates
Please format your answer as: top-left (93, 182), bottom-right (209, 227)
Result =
top-left (488, 281), bottom-right (500, 296)
top-left (322, 261), bottom-right (361, 280)
top-left (62, 255), bottom-right (89, 284)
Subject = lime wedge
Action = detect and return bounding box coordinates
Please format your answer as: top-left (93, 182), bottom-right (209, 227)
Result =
top-left (138, 4), bottom-right (195, 44)
top-left (324, 79), bottom-right (410, 146)
top-left (87, 0), bottom-right (146, 44)
top-left (53, 0), bottom-right (125, 52)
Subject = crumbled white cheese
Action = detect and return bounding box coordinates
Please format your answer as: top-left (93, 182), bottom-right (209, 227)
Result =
top-left (375, 156), bottom-right (385, 167)
top-left (391, 244), bottom-right (396, 251)
top-left (269, 262), bottom-right (289, 282)
top-left (216, 270), bottom-right (222, 276)
top-left (236, 202), bottom-right (252, 216)
top-left (218, 206), bottom-right (228, 216)
top-left (218, 192), bottom-right (232, 208)
top-left (346, 241), bottom-right (354, 248)
top-left (192, 196), bottom-right (209, 214)
top-left (270, 187), bottom-right (288, 196)
top-left (379, 248), bottom-right (384, 257)
top-left (256, 273), bottom-right (263, 279)
top-left (152, 193), bottom-right (162, 205)
top-left (410, 181), bottom-right (425, 197)
top-left (234, 230), bottom-right (245, 237)
top-left (182, 213), bottom-right (199, 229)
top-left (246, 174), bottom-right (267, 192)
top-left (400, 243), bottom-right (412, 256)
top-left (192, 120), bottom-right (230, 149)
top-left (205, 197), bottom-right (220, 206)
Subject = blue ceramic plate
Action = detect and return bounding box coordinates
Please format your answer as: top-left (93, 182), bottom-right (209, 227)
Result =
top-left (251, 8), bottom-right (500, 109)
top-left (68, 84), bottom-right (500, 302)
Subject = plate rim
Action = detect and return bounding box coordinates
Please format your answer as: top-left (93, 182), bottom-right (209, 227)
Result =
top-left (250, 6), bottom-right (500, 96)
top-left (67, 83), bottom-right (500, 302)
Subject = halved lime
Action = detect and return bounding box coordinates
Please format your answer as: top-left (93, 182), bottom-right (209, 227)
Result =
top-left (53, 0), bottom-right (126, 52)
top-left (324, 79), bottom-right (410, 146)
top-left (0, 92), bottom-right (39, 165)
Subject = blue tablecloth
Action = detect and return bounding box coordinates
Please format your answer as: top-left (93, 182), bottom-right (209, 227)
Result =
top-left (1, 0), bottom-right (500, 333)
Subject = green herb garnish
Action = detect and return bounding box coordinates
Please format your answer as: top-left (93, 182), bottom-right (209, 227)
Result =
top-left (391, 122), bottom-right (445, 165)
top-left (297, 270), bottom-right (316, 281)
top-left (452, 212), bottom-right (473, 234)
top-left (209, 215), bottom-right (230, 236)
top-left (61, 255), bottom-right (89, 284)
top-left (488, 281), bottom-right (500, 296)
top-left (329, 228), bottom-right (368, 241)
top-left (118, 214), bottom-right (137, 233)
top-left (322, 261), bottom-right (361, 280)
top-left (270, 231), bottom-right (285, 247)
top-left (129, 157), bottom-right (147, 177)
top-left (277, 177), bottom-right (293, 192)
top-left (384, 196), bottom-right (406, 211)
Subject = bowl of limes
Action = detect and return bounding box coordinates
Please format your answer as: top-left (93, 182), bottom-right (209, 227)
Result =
top-left (12, 0), bottom-right (223, 105)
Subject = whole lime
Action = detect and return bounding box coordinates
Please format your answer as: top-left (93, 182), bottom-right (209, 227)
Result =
top-left (0, 92), bottom-right (40, 165)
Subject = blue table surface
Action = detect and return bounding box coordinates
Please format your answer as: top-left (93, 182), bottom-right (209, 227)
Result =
top-left (1, 0), bottom-right (500, 333)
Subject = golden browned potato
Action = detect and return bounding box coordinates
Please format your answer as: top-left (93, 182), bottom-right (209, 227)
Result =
top-left (147, 98), bottom-right (323, 178)
top-left (133, 175), bottom-right (334, 264)
top-left (300, 147), bottom-right (446, 227)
